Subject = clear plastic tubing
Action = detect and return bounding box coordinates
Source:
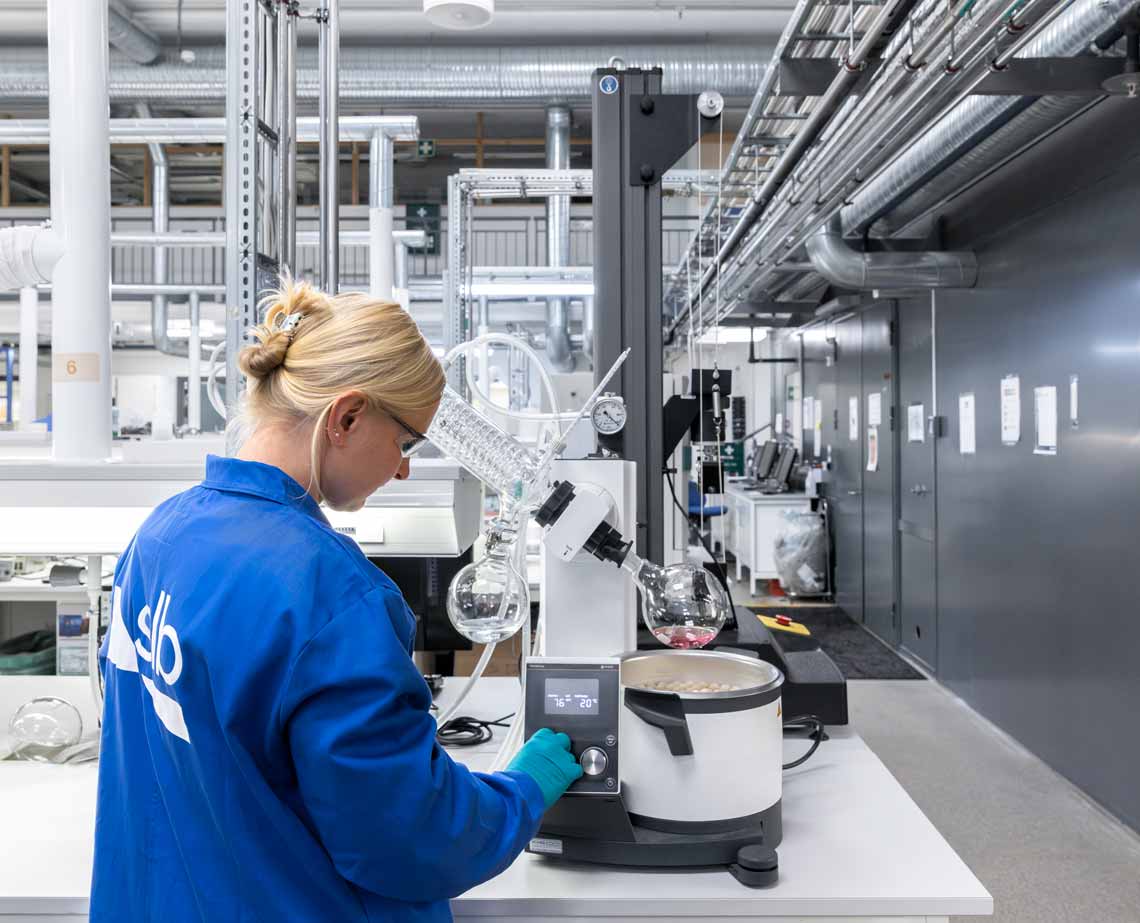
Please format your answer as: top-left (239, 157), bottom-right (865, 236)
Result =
top-left (427, 386), bottom-right (543, 507)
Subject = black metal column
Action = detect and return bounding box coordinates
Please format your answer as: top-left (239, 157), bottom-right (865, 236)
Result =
top-left (592, 67), bottom-right (699, 564)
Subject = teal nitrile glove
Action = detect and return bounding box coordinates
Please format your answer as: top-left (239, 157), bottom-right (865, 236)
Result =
top-left (507, 728), bottom-right (584, 810)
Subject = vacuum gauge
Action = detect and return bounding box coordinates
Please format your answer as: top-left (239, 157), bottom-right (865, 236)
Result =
top-left (591, 395), bottom-right (627, 435)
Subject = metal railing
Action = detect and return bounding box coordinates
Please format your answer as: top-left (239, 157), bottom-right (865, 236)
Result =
top-left (0, 208), bottom-right (699, 294)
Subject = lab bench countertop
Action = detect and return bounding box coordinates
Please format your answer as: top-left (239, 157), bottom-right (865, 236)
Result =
top-left (0, 677), bottom-right (991, 922)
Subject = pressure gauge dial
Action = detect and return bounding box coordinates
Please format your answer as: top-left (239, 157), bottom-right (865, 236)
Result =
top-left (591, 395), bottom-right (628, 435)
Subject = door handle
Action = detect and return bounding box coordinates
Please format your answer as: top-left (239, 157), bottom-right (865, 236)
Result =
top-left (847, 489), bottom-right (862, 496)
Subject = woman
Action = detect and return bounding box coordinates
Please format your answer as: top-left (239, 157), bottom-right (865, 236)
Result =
top-left (91, 279), bottom-right (582, 922)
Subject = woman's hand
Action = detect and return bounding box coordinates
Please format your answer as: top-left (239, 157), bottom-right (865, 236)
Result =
top-left (507, 728), bottom-right (584, 809)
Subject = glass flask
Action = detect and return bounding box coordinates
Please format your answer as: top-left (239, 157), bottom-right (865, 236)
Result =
top-left (8, 696), bottom-right (83, 762)
top-left (447, 517), bottom-right (530, 644)
top-left (621, 553), bottom-right (730, 649)
top-left (427, 387), bottom-right (545, 510)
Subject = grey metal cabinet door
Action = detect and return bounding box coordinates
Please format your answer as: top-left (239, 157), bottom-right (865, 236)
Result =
top-left (831, 315), bottom-right (864, 623)
top-left (897, 297), bottom-right (937, 669)
top-left (861, 302), bottom-right (898, 645)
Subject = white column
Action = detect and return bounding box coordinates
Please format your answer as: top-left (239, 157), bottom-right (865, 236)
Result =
top-left (19, 287), bottom-right (39, 427)
top-left (369, 130), bottom-right (395, 299)
top-left (47, 0), bottom-right (112, 460)
top-left (188, 292), bottom-right (202, 432)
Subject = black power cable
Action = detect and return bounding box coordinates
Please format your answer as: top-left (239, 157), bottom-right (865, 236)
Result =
top-left (782, 715), bottom-right (826, 770)
top-left (664, 469), bottom-right (738, 627)
top-left (435, 712), bottom-right (514, 748)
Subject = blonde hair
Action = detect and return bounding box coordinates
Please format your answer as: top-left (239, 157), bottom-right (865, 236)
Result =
top-left (236, 275), bottom-right (445, 503)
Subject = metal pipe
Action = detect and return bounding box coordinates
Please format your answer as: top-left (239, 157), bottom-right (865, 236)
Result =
top-left (275, 1), bottom-right (296, 273)
top-left (286, 8), bottom-right (298, 274)
top-left (544, 105), bottom-right (573, 372)
top-left (0, 45), bottom-right (772, 105)
top-left (48, 0), bottom-right (112, 461)
top-left (319, 0), bottom-right (340, 293)
top-left (137, 103), bottom-right (172, 356)
top-left (111, 283), bottom-right (226, 296)
top-left (0, 115), bottom-right (419, 147)
top-left (19, 286), bottom-right (37, 427)
top-left (683, 0), bottom-right (910, 315)
top-left (582, 295), bottom-right (595, 364)
top-left (771, 0), bottom-right (1097, 259)
top-left (188, 290), bottom-right (201, 433)
top-left (107, 1), bottom-right (161, 65)
top-left (712, 0), bottom-right (1046, 313)
top-left (393, 237), bottom-right (411, 309)
top-left (843, 0), bottom-right (1138, 234)
top-left (369, 129), bottom-right (395, 298)
top-left (108, 229), bottom-right (427, 247)
top-left (805, 214), bottom-right (977, 289)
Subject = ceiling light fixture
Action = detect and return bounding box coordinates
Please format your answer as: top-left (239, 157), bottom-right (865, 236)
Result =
top-left (423, 0), bottom-right (494, 30)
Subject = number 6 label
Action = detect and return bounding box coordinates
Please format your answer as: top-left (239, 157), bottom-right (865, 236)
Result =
top-left (52, 353), bottom-right (101, 382)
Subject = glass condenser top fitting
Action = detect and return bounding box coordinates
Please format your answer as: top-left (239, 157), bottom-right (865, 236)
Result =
top-left (427, 387), bottom-right (544, 511)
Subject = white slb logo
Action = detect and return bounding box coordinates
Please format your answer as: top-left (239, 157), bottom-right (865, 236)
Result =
top-left (107, 586), bottom-right (191, 742)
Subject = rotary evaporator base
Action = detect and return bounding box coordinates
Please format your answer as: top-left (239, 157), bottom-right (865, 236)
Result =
top-left (528, 792), bottom-right (781, 887)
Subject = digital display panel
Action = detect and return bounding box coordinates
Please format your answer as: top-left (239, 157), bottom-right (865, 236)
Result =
top-left (544, 678), bottom-right (600, 716)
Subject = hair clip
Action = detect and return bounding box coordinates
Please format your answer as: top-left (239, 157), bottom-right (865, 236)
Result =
top-left (277, 311), bottom-right (303, 340)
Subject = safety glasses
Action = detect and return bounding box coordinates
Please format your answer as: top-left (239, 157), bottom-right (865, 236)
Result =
top-left (389, 412), bottom-right (429, 458)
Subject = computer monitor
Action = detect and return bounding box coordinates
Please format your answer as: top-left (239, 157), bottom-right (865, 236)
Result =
top-left (753, 440), bottom-right (778, 480)
top-left (769, 446), bottom-right (798, 487)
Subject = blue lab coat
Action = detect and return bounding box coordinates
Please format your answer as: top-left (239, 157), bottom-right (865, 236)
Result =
top-left (91, 454), bottom-right (544, 922)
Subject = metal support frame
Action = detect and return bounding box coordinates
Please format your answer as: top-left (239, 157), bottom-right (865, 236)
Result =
top-left (781, 55), bottom-right (1131, 96)
top-left (592, 67), bottom-right (701, 564)
top-left (224, 0), bottom-right (262, 422)
top-left (319, 0), bottom-right (340, 292)
top-left (443, 168), bottom-right (708, 389)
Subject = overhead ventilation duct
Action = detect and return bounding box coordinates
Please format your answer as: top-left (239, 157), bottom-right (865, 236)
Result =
top-left (108, 2), bottom-right (162, 65)
top-left (0, 45), bottom-right (771, 105)
top-left (841, 0), bottom-right (1140, 235)
top-left (805, 216), bottom-right (978, 290)
top-left (0, 224), bottom-right (64, 291)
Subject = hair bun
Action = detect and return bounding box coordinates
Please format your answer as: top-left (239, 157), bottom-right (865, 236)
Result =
top-left (238, 333), bottom-right (290, 380)
top-left (240, 276), bottom-right (331, 382)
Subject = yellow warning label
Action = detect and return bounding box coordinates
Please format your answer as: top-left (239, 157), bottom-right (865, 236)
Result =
top-left (759, 614), bottom-right (811, 637)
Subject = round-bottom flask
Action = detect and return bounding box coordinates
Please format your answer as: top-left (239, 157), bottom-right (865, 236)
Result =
top-left (622, 554), bottom-right (730, 649)
top-left (447, 518), bottom-right (530, 644)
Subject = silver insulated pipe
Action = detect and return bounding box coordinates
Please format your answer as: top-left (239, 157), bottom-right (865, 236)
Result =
top-left (545, 105), bottom-right (574, 373)
top-left (136, 102), bottom-right (183, 356)
top-left (841, 0), bottom-right (1140, 235)
top-left (806, 215), bottom-right (978, 290)
top-left (0, 45), bottom-right (771, 105)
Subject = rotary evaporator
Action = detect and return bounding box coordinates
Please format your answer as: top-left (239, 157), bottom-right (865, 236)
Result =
top-left (424, 346), bottom-right (839, 885)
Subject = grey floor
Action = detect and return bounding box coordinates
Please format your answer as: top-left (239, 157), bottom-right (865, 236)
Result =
top-left (850, 680), bottom-right (1140, 923)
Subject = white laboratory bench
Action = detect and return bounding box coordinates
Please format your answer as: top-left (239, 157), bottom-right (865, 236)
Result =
top-left (0, 677), bottom-right (991, 921)
top-left (723, 483), bottom-right (815, 596)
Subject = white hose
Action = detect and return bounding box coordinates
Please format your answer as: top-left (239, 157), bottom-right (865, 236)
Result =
top-left (206, 342), bottom-right (227, 420)
top-left (435, 640), bottom-right (496, 727)
top-left (443, 334), bottom-right (569, 427)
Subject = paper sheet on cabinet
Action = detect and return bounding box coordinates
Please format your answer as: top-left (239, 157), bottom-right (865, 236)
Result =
top-left (868, 392), bottom-right (882, 427)
top-left (959, 393), bottom-right (976, 455)
top-left (1034, 385), bottom-right (1058, 455)
top-left (908, 403), bottom-right (925, 444)
top-left (1001, 375), bottom-right (1020, 446)
top-left (848, 396), bottom-right (859, 442)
